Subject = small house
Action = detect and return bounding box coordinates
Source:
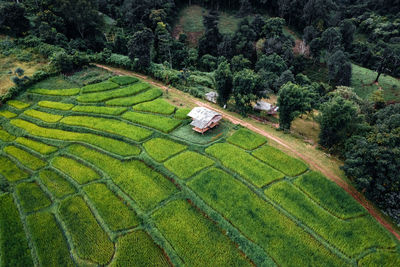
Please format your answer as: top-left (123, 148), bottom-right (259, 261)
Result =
top-left (205, 91), bottom-right (218, 103)
top-left (254, 101), bottom-right (279, 115)
top-left (187, 107), bottom-right (222, 134)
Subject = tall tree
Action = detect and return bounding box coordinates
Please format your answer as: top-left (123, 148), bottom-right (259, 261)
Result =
top-left (318, 95), bottom-right (361, 148)
top-left (327, 50), bottom-right (352, 86)
top-left (198, 10), bottom-right (221, 57)
top-left (232, 69), bottom-right (262, 114)
top-left (215, 61), bottom-right (233, 106)
top-left (128, 28), bottom-right (154, 71)
top-left (0, 2), bottom-right (30, 37)
top-left (277, 82), bottom-right (312, 131)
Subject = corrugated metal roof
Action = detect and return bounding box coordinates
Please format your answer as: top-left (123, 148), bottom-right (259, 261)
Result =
top-left (188, 107), bottom-right (221, 129)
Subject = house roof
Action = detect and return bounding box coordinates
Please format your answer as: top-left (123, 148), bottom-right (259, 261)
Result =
top-left (188, 107), bottom-right (221, 129)
top-left (254, 101), bottom-right (279, 112)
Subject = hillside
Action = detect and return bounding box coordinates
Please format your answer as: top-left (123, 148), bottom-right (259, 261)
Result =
top-left (0, 73), bottom-right (399, 266)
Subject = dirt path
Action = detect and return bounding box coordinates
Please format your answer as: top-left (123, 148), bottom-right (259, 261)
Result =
top-left (94, 64), bottom-right (400, 241)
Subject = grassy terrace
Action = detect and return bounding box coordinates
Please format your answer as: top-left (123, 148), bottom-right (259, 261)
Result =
top-left (0, 75), bottom-right (398, 266)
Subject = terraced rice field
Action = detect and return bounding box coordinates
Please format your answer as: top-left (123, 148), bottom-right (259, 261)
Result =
top-left (0, 75), bottom-right (399, 266)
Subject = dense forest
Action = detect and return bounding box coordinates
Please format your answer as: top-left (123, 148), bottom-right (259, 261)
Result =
top-left (0, 0), bottom-right (399, 225)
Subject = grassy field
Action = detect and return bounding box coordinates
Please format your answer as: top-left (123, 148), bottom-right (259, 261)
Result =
top-left (0, 73), bottom-right (399, 266)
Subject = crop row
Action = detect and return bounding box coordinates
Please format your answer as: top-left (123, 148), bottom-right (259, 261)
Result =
top-left (106, 88), bottom-right (162, 106)
top-left (81, 81), bottom-right (119, 93)
top-left (77, 82), bottom-right (149, 103)
top-left (26, 212), bottom-right (74, 266)
top-left (7, 100), bottom-right (30, 109)
top-left (0, 126), bottom-right (15, 142)
top-left (206, 143), bottom-right (284, 187)
top-left (109, 76), bottom-right (139, 86)
top-left (293, 171), bottom-right (366, 219)
top-left (67, 144), bottom-right (178, 211)
top-left (4, 145), bottom-right (46, 171)
top-left (0, 155), bottom-right (29, 181)
top-left (252, 145), bottom-right (308, 176)
top-left (0, 194), bottom-right (33, 266)
top-left (164, 151), bottom-right (214, 179)
top-left (111, 230), bottom-right (171, 266)
top-left (52, 156), bottom-right (101, 185)
top-left (143, 138), bottom-right (187, 162)
top-left (264, 180), bottom-right (396, 257)
top-left (30, 88), bottom-right (80, 96)
top-left (38, 100), bottom-right (74, 111)
top-left (83, 183), bottom-right (140, 231)
top-left (0, 110), bottom-right (17, 118)
top-left (15, 137), bottom-right (58, 155)
top-left (122, 111), bottom-right (181, 133)
top-left (38, 169), bottom-right (76, 198)
top-left (133, 98), bottom-right (176, 115)
top-left (227, 128), bottom-right (267, 150)
top-left (23, 109), bottom-right (63, 123)
top-left (60, 115), bottom-right (153, 142)
top-left (71, 105), bottom-right (127, 115)
top-left (188, 168), bottom-right (348, 266)
top-left (58, 195), bottom-right (114, 265)
top-left (11, 119), bottom-right (141, 156)
top-left (152, 199), bottom-right (252, 266)
top-left (15, 182), bottom-right (52, 213)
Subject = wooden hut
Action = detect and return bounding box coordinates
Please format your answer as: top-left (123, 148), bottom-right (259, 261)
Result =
top-left (187, 107), bottom-right (222, 134)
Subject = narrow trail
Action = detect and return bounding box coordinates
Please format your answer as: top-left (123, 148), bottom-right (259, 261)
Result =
top-left (94, 64), bottom-right (400, 241)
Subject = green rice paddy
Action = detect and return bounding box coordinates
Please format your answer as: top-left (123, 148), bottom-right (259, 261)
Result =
top-left (0, 76), bottom-right (398, 266)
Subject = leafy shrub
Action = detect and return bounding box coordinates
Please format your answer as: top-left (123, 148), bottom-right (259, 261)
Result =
top-left (107, 53), bottom-right (132, 68)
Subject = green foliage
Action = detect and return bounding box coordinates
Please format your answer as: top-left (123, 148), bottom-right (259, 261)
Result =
top-left (252, 145), bottom-right (308, 176)
top-left (215, 60), bottom-right (233, 105)
top-left (152, 200), bottom-right (252, 266)
top-left (188, 168), bottom-right (347, 266)
top-left (30, 88), bottom-right (80, 96)
top-left (111, 230), bottom-right (171, 267)
top-left (0, 194), bottom-right (33, 267)
top-left (58, 196), bottom-right (114, 265)
top-left (227, 128), bottom-right (267, 150)
top-left (206, 143), bottom-right (284, 187)
top-left (77, 83), bottom-right (149, 103)
top-left (52, 156), bottom-right (100, 185)
top-left (7, 100), bottom-right (30, 109)
top-left (174, 108), bottom-right (191, 119)
top-left (4, 145), bottom-right (46, 170)
top-left (38, 101), bottom-right (74, 111)
top-left (122, 112), bottom-right (181, 133)
top-left (11, 119), bottom-right (140, 156)
top-left (164, 151), bottom-right (214, 179)
top-left (106, 88), bottom-right (162, 106)
top-left (23, 109), bottom-right (63, 123)
top-left (71, 105), bottom-right (127, 115)
top-left (277, 82), bottom-right (313, 131)
top-left (0, 155), bottom-right (29, 181)
top-left (265, 181), bottom-right (396, 257)
top-left (15, 182), bottom-right (51, 213)
top-left (0, 110), bottom-right (17, 118)
top-left (293, 172), bottom-right (366, 219)
top-left (15, 137), bottom-right (58, 155)
top-left (318, 95), bottom-right (360, 148)
top-left (109, 76), bottom-right (139, 86)
top-left (327, 50), bottom-right (352, 86)
top-left (128, 28), bottom-right (154, 71)
top-left (83, 183), bottom-right (140, 231)
top-left (358, 251), bottom-right (400, 267)
top-left (26, 212), bottom-right (74, 267)
top-left (61, 115), bottom-right (153, 141)
top-left (67, 145), bottom-right (177, 211)
top-left (38, 169), bottom-right (76, 198)
top-left (133, 98), bottom-right (176, 115)
top-left (144, 138), bottom-right (187, 162)
top-left (81, 81), bottom-right (119, 93)
top-left (233, 69), bottom-right (263, 114)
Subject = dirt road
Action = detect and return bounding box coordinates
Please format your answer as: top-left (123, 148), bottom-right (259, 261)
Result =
top-left (95, 64), bottom-right (400, 240)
